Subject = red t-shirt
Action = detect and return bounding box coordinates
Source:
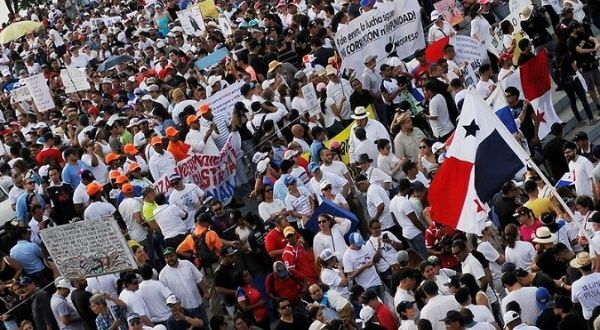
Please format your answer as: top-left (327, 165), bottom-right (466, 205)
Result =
top-left (282, 242), bottom-right (319, 285)
top-left (238, 284), bottom-right (268, 322)
top-left (265, 228), bottom-right (286, 260)
top-left (425, 223), bottom-right (460, 269)
top-left (376, 302), bottom-right (398, 330)
top-left (36, 147), bottom-right (64, 166)
top-left (265, 273), bottom-right (302, 305)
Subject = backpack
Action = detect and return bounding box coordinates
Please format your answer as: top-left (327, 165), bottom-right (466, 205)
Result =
top-left (193, 230), bottom-right (219, 268)
top-left (251, 114), bottom-right (268, 145)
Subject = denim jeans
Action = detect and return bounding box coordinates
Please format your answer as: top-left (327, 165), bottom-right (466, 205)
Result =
top-left (406, 233), bottom-right (428, 259)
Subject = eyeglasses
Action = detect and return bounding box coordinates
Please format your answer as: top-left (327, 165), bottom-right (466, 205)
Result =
top-left (25, 181), bottom-right (34, 185)
top-left (129, 320), bottom-right (141, 325)
top-left (264, 189), bottom-right (273, 193)
top-left (318, 220), bottom-right (329, 224)
top-left (279, 304), bottom-right (291, 309)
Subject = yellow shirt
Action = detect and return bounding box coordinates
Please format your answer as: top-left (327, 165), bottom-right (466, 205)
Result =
top-left (524, 197), bottom-right (552, 218)
top-left (143, 201), bottom-right (157, 222)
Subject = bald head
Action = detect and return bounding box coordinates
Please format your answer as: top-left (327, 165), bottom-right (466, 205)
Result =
top-left (291, 124), bottom-right (304, 138)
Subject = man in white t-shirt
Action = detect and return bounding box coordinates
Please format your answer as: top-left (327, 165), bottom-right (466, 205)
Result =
top-left (390, 179), bottom-right (427, 258)
top-left (355, 174), bottom-right (395, 233)
top-left (420, 280), bottom-right (461, 330)
top-left (118, 273), bottom-right (153, 326)
top-left (167, 174), bottom-right (205, 231)
top-left (570, 252), bottom-right (600, 320)
top-left (342, 232), bottom-right (383, 297)
top-left (564, 141), bottom-right (596, 198)
top-left (475, 64), bottom-right (496, 99)
top-left (423, 81), bottom-right (455, 140)
top-left (500, 272), bottom-right (540, 325)
top-left (119, 184), bottom-right (149, 246)
top-left (365, 219), bottom-right (403, 289)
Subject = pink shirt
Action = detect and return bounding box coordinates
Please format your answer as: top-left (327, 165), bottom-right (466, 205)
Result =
top-left (519, 219), bottom-right (543, 243)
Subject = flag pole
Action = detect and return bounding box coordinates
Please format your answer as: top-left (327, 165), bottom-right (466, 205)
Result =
top-left (526, 159), bottom-right (597, 255)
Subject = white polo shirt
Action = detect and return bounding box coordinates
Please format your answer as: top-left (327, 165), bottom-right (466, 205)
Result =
top-left (159, 259), bottom-right (204, 309)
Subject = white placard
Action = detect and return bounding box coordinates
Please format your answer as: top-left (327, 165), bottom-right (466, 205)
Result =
top-left (486, 9), bottom-right (526, 56)
top-left (177, 5), bottom-right (205, 36)
top-left (40, 217), bottom-right (137, 279)
top-left (206, 81), bottom-right (244, 148)
top-left (302, 83), bottom-right (320, 117)
top-left (61, 67), bottom-right (91, 94)
top-left (10, 86), bottom-right (31, 102)
top-left (334, 0), bottom-right (425, 73)
top-left (22, 73), bottom-right (55, 112)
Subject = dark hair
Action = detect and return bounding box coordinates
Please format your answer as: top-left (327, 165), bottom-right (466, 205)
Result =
top-left (501, 271), bottom-right (519, 287)
top-left (505, 86), bottom-right (520, 98)
top-left (454, 287), bottom-right (470, 305)
top-left (458, 273), bottom-right (480, 302)
top-left (417, 318), bottom-right (433, 330)
top-left (506, 300), bottom-right (521, 314)
top-left (139, 263), bottom-right (154, 280)
top-left (478, 63), bottom-right (492, 74)
top-left (501, 20), bottom-right (513, 34)
top-left (504, 223), bottom-right (519, 248)
top-left (575, 195), bottom-right (594, 210)
top-left (562, 141), bottom-right (577, 152)
top-left (377, 139), bottom-right (390, 151)
top-left (518, 38), bottom-right (531, 51)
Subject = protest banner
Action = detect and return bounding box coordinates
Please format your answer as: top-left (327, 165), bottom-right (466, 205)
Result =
top-left (40, 217), bottom-right (137, 279)
top-left (486, 9), bottom-right (525, 56)
top-left (433, 0), bottom-right (465, 26)
top-left (218, 16), bottom-right (232, 35)
top-left (91, 16), bottom-right (122, 29)
top-left (154, 134), bottom-right (238, 202)
top-left (23, 74), bottom-right (55, 112)
top-left (301, 83), bottom-right (320, 117)
top-left (206, 81), bottom-right (244, 148)
top-left (195, 47), bottom-right (229, 71)
top-left (61, 67), bottom-right (91, 94)
top-left (334, 0), bottom-right (425, 73)
top-left (177, 5), bottom-right (205, 36)
top-left (199, 0), bottom-right (218, 18)
top-left (452, 35), bottom-right (487, 66)
top-left (10, 86), bottom-right (31, 102)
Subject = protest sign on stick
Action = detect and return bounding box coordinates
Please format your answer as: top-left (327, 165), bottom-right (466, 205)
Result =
top-left (61, 67), bottom-right (91, 94)
top-left (40, 217), bottom-right (137, 279)
top-left (178, 5), bottom-right (205, 35)
top-left (434, 0), bottom-right (465, 26)
top-left (22, 73), bottom-right (55, 112)
top-left (302, 83), bottom-right (320, 117)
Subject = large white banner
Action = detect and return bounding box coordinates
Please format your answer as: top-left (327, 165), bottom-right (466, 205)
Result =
top-left (61, 67), bottom-right (91, 94)
top-left (40, 217), bottom-right (137, 279)
top-left (334, 0), bottom-right (425, 72)
top-left (451, 35), bottom-right (488, 86)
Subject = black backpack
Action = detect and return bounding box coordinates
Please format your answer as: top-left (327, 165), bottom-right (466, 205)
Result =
top-left (251, 114), bottom-right (268, 145)
top-left (193, 230), bottom-right (219, 268)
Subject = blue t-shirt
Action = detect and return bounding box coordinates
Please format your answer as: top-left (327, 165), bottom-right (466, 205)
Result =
top-left (62, 161), bottom-right (90, 188)
top-left (15, 192), bottom-right (46, 222)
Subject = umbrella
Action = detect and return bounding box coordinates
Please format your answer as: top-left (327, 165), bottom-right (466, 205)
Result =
top-left (97, 55), bottom-right (135, 72)
top-left (0, 21), bottom-right (43, 44)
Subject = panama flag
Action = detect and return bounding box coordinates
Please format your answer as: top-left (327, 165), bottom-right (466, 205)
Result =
top-left (428, 91), bottom-right (530, 234)
top-left (500, 50), bottom-right (561, 138)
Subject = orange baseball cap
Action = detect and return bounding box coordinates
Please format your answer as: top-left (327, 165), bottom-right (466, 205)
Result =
top-left (123, 144), bottom-right (138, 155)
top-left (186, 114), bottom-right (199, 126)
top-left (109, 170), bottom-right (122, 180)
top-left (105, 152), bottom-right (120, 164)
top-left (151, 136), bottom-right (163, 146)
top-left (165, 127), bottom-right (179, 137)
top-left (116, 175), bottom-right (129, 184)
top-left (121, 183), bottom-right (134, 193)
top-left (128, 162), bottom-right (141, 173)
top-left (86, 182), bottom-right (103, 196)
top-left (199, 103), bottom-right (210, 115)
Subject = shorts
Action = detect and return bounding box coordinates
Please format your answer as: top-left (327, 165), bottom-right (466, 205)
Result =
top-left (581, 68), bottom-right (600, 90)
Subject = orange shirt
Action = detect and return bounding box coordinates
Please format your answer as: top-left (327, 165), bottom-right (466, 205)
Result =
top-left (176, 225), bottom-right (223, 267)
top-left (168, 140), bottom-right (190, 162)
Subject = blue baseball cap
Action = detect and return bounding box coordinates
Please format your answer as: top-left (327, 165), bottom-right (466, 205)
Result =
top-left (349, 232), bottom-right (364, 248)
top-left (284, 176), bottom-right (297, 186)
top-left (536, 287), bottom-right (552, 310)
top-left (360, 0), bottom-right (375, 7)
top-left (308, 162), bottom-right (320, 173)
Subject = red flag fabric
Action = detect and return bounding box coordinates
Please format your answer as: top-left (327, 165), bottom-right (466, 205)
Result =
top-left (425, 36), bottom-right (450, 63)
top-left (519, 49), bottom-right (551, 100)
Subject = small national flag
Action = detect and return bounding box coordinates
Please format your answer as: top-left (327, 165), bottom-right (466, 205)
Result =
top-left (428, 91), bottom-right (529, 234)
top-left (555, 172), bottom-right (575, 188)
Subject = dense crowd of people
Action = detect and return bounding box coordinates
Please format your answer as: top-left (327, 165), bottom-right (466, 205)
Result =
top-left (0, 0), bottom-right (599, 329)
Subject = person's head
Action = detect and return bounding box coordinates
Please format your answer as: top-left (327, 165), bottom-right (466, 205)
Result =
top-left (122, 272), bottom-right (139, 291)
top-left (317, 213), bottom-right (333, 233)
top-left (127, 313), bottom-right (143, 330)
top-left (89, 293), bottom-right (109, 315)
top-left (454, 287), bottom-right (471, 306)
top-left (309, 284), bottom-right (325, 301)
top-left (574, 131), bottom-right (589, 149)
top-left (396, 300), bottom-right (417, 321)
top-left (518, 38), bottom-right (531, 53)
top-left (348, 232), bottom-right (365, 250)
top-left (505, 86), bottom-right (520, 106)
top-left (397, 268), bottom-right (417, 289)
top-left (478, 63), bottom-right (492, 79)
top-left (575, 195), bottom-right (594, 214)
top-left (422, 80), bottom-right (437, 100)
top-left (514, 206), bottom-right (534, 225)
top-left (276, 299), bottom-right (292, 317)
top-left (459, 273), bottom-right (482, 298)
top-left (283, 226), bottom-right (297, 245)
top-left (501, 180), bottom-right (518, 197)
top-left (551, 295), bottom-right (573, 316)
top-left (163, 247), bottom-right (178, 266)
top-left (361, 289), bottom-right (380, 309)
top-left (20, 320), bottom-right (33, 330)
top-left (422, 280), bottom-right (439, 298)
top-left (233, 314), bottom-right (253, 330)
top-left (354, 174), bottom-right (369, 193)
top-left (442, 310), bottom-right (465, 330)
top-left (503, 311), bottom-right (522, 330)
top-left (55, 278), bottom-right (71, 297)
top-left (501, 271), bottom-right (520, 291)
top-left (451, 239), bottom-right (469, 262)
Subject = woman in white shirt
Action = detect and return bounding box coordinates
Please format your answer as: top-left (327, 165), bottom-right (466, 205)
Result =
top-left (257, 184), bottom-right (287, 224)
top-left (291, 82), bottom-right (309, 115)
top-left (428, 10), bottom-right (456, 44)
top-left (377, 139), bottom-right (405, 184)
top-left (316, 82), bottom-right (344, 137)
top-left (504, 223), bottom-right (537, 271)
top-left (470, 3), bottom-right (493, 44)
top-left (318, 248), bottom-right (350, 298)
top-left (313, 214), bottom-right (352, 262)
